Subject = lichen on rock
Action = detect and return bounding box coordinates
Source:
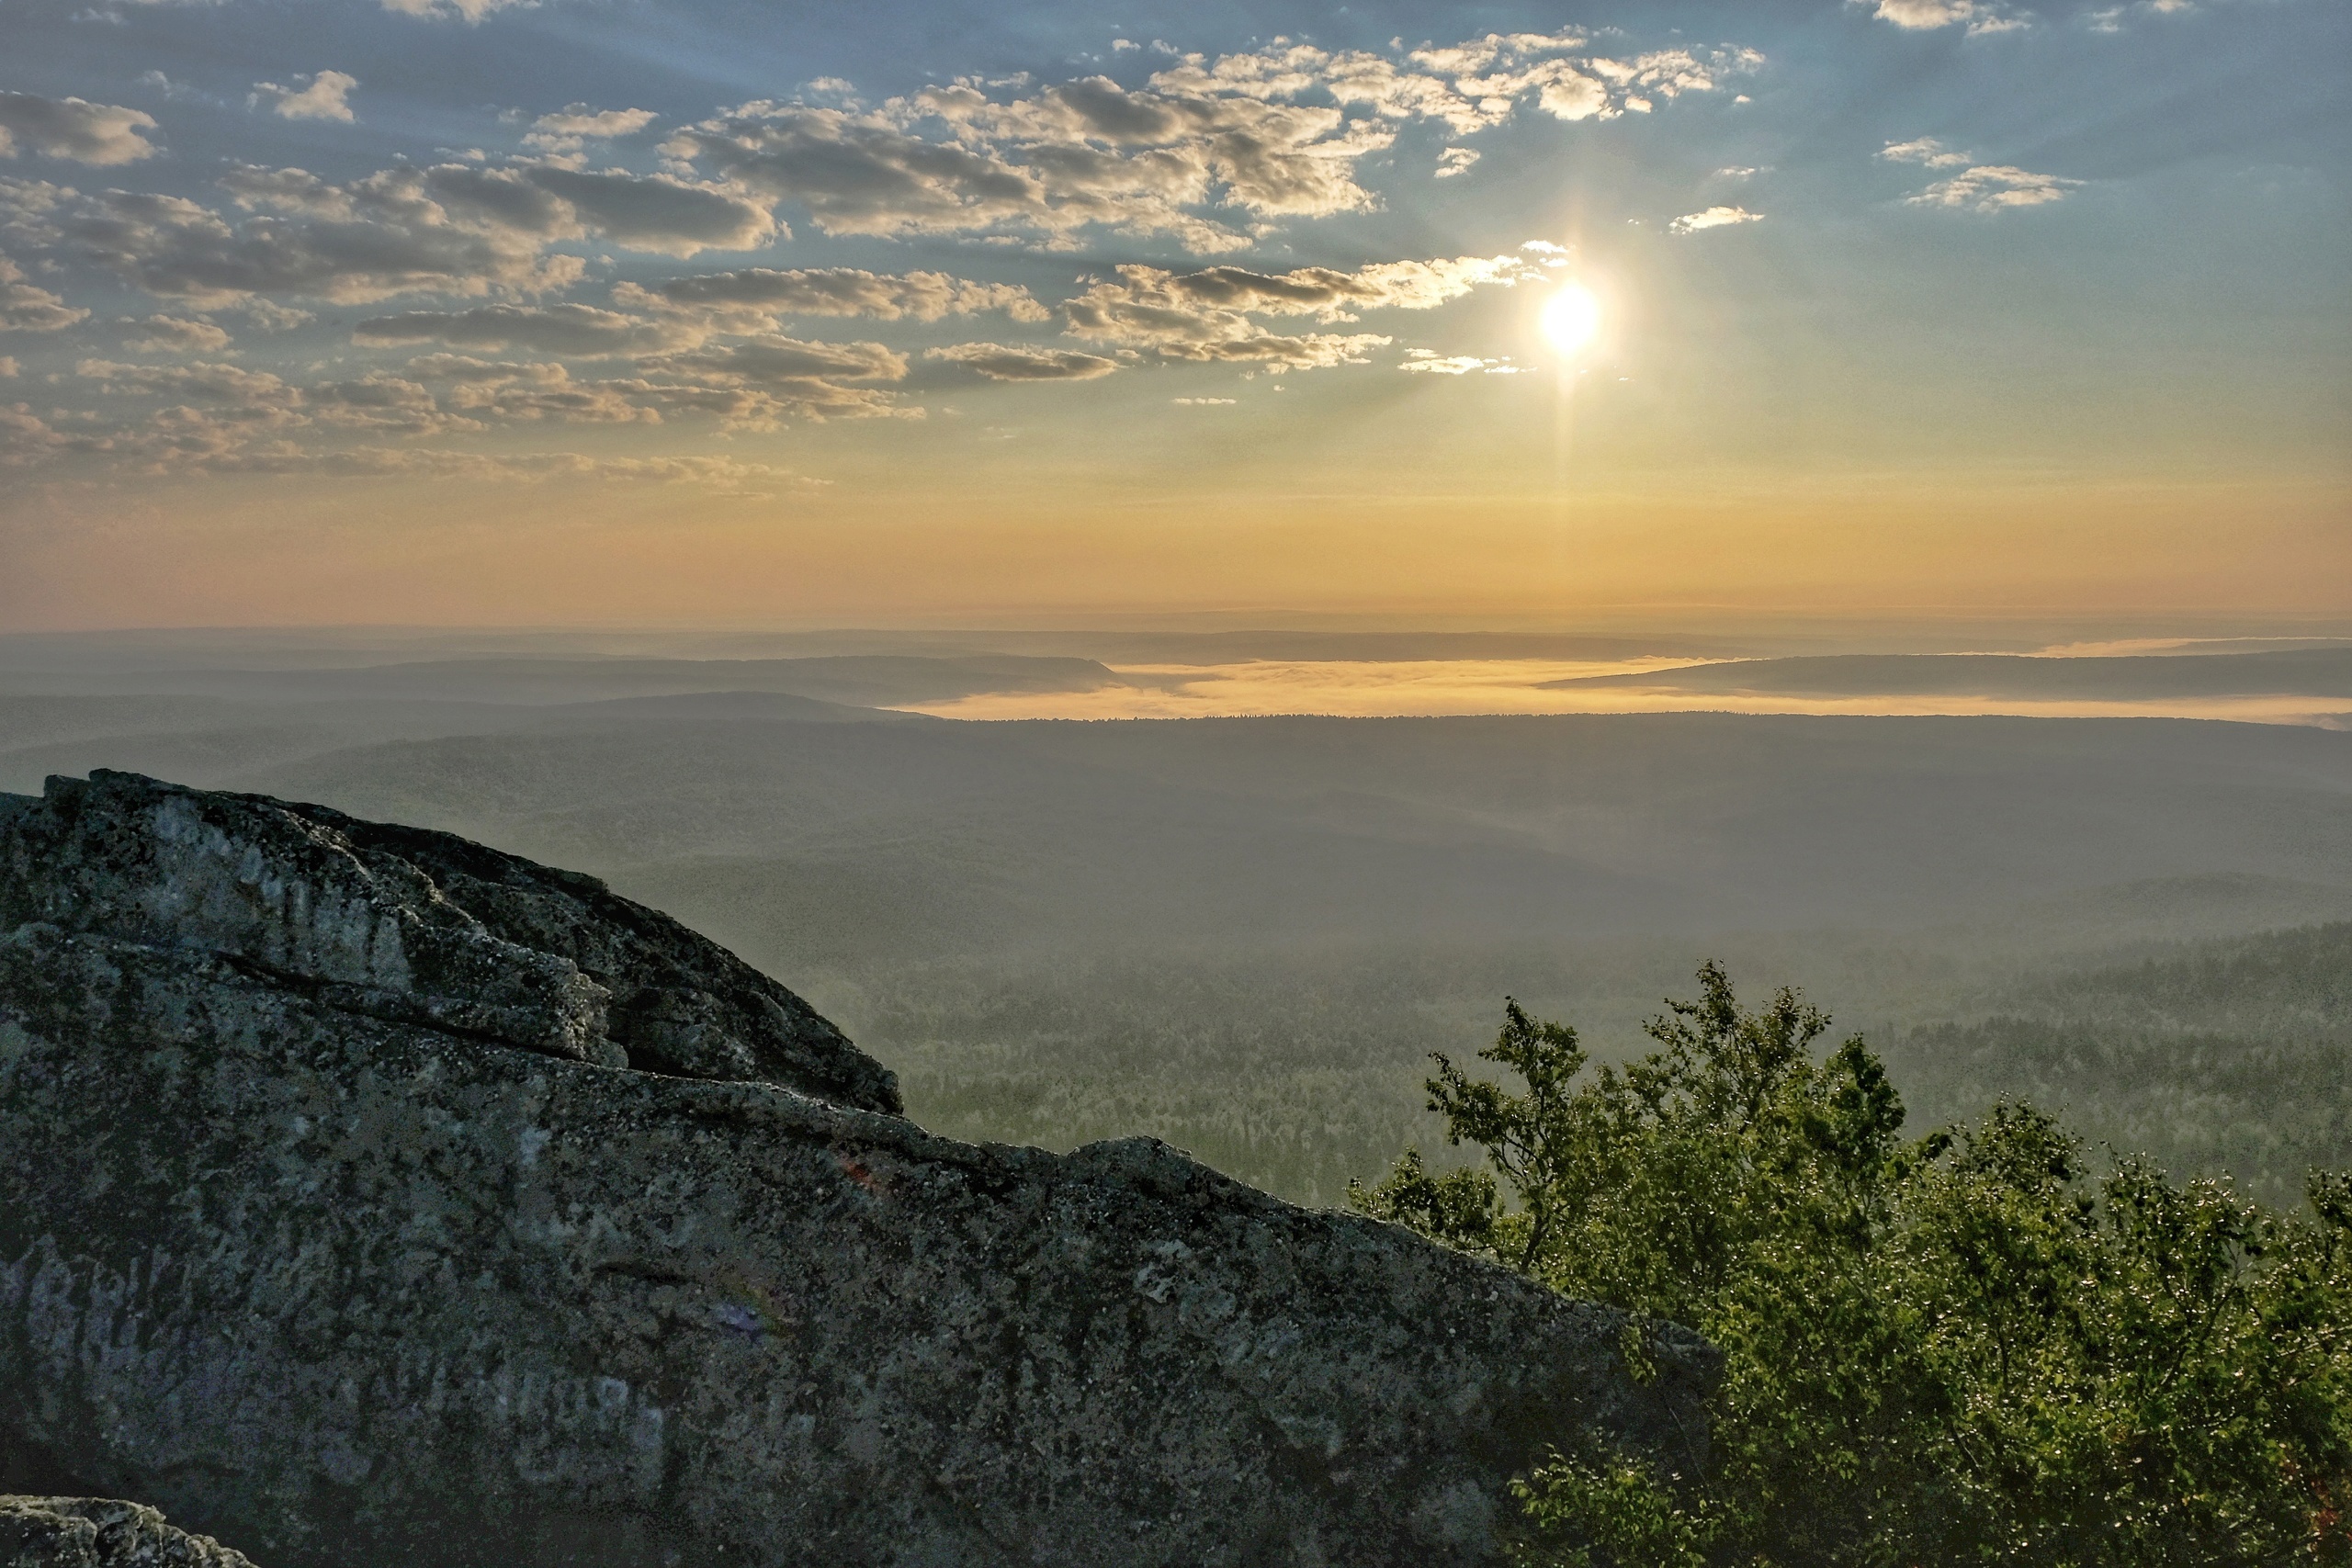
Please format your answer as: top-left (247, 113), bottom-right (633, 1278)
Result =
top-left (0, 771), bottom-right (1714, 1567)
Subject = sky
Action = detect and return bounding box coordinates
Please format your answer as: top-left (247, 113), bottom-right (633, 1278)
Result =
top-left (0, 0), bottom-right (2344, 631)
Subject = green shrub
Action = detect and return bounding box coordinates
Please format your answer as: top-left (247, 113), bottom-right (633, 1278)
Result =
top-left (1352, 964), bottom-right (2352, 1567)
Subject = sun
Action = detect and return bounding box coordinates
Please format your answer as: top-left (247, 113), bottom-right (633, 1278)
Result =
top-left (1539, 283), bottom-right (1602, 358)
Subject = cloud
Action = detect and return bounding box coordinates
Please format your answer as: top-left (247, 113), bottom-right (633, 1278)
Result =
top-left (37, 175), bottom-right (571, 305)
top-left (628, 334), bottom-right (916, 423)
top-left (305, 373), bottom-right (480, 434)
top-left (21, 160), bottom-right (772, 308)
top-left (377, 0), bottom-right (536, 22)
top-left (1152, 330), bottom-right (1392, 369)
top-left (662, 32), bottom-right (1758, 251)
top-left (0, 254), bottom-right (89, 332)
top-left (615, 266), bottom-right (1049, 329)
top-left (1883, 138), bottom-right (2073, 209)
top-left (406, 356), bottom-right (654, 423)
top-left (644, 333), bottom-right (907, 386)
top-left (77, 355), bottom-right (300, 405)
top-left (2087, 0), bottom-right (2198, 31)
top-left (404, 352), bottom-right (571, 382)
top-left (1434, 148), bottom-right (1480, 177)
top-left (305, 450), bottom-right (809, 493)
top-left (1062, 252), bottom-right (1543, 368)
top-left (1668, 205), bottom-right (1764, 234)
top-left (123, 313), bottom-right (232, 352)
top-left (503, 164), bottom-right (775, 254)
top-left (662, 103), bottom-right (1248, 250)
top-left (1072, 252), bottom-right (1544, 327)
top-left (0, 402), bottom-right (71, 465)
top-left (1881, 137), bottom-right (1973, 168)
top-left (169, 440), bottom-right (812, 495)
top-left (665, 108), bottom-right (1062, 239)
top-left (1866, 0), bottom-right (1971, 25)
top-left (904, 73), bottom-right (1396, 223)
top-left (235, 299), bottom-right (313, 331)
top-left (353, 302), bottom-right (698, 355)
top-left (926, 342), bottom-right (1121, 380)
top-left (1855, 0), bottom-right (2031, 34)
top-left (41, 345), bottom-right (883, 471)
top-left (1171, 395), bottom-right (1235, 404)
top-left (1906, 164), bottom-right (2080, 210)
top-left (597, 377), bottom-right (896, 428)
top-left (526, 105), bottom-right (659, 152)
top-left (0, 94), bottom-right (161, 165)
top-left (398, 353), bottom-right (891, 430)
top-left (251, 72), bottom-right (360, 124)
top-left (136, 72), bottom-right (203, 104)
top-left (1399, 349), bottom-right (1529, 375)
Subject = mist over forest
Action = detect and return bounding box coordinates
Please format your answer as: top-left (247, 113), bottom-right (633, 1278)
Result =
top-left (6, 626), bottom-right (2346, 1207)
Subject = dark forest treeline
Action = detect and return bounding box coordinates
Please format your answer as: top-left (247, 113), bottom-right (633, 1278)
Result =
top-left (841, 923), bottom-right (2352, 1208)
top-left (1904, 922), bottom-right (2352, 1203)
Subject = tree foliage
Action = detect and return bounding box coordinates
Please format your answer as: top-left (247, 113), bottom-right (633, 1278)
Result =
top-left (1351, 962), bottom-right (2352, 1567)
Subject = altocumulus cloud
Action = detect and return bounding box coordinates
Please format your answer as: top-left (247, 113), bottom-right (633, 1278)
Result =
top-left (645, 333), bottom-right (907, 387)
top-left (1853, 0), bottom-right (2030, 35)
top-left (525, 105), bottom-right (659, 153)
top-left (1882, 139), bottom-right (2078, 210)
top-left (1908, 165), bottom-right (2080, 210)
top-left (0, 255), bottom-right (89, 333)
top-left (660, 29), bottom-right (1758, 252)
top-left (376, 0), bottom-right (534, 24)
top-left (251, 72), bottom-right (360, 124)
top-left (6, 158), bottom-right (775, 308)
top-left (353, 303), bottom-right (701, 355)
top-left (1399, 349), bottom-right (1529, 375)
top-left (1881, 138), bottom-right (1968, 167)
top-left (926, 343), bottom-right (1121, 381)
top-left (1668, 205), bottom-right (1763, 234)
top-left (0, 94), bottom-right (160, 165)
top-left (122, 314), bottom-right (232, 352)
top-left (615, 266), bottom-right (1048, 331)
top-left (1062, 250), bottom-right (1554, 368)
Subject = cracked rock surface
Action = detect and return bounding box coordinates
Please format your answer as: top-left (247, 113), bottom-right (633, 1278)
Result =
top-left (0, 1496), bottom-right (258, 1568)
top-left (0, 771), bottom-right (1713, 1568)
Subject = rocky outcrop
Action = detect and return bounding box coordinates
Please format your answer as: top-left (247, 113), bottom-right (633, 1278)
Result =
top-left (0, 771), bottom-right (894, 1111)
top-left (0, 772), bottom-right (1713, 1568)
top-left (0, 1497), bottom-right (257, 1568)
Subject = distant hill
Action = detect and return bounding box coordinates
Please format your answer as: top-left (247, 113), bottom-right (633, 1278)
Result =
top-left (1547, 648), bottom-right (2352, 700)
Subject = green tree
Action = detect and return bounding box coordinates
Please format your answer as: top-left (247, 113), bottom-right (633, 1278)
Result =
top-left (1351, 963), bottom-right (2352, 1567)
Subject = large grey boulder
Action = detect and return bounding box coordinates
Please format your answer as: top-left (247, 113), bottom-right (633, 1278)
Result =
top-left (0, 772), bottom-right (1712, 1567)
top-left (0, 1497), bottom-right (258, 1568)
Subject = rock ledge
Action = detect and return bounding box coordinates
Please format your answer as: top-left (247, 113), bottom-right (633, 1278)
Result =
top-left (0, 772), bottom-right (1712, 1567)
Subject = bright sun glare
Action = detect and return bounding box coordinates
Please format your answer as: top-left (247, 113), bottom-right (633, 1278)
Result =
top-left (1539, 282), bottom-right (1602, 357)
